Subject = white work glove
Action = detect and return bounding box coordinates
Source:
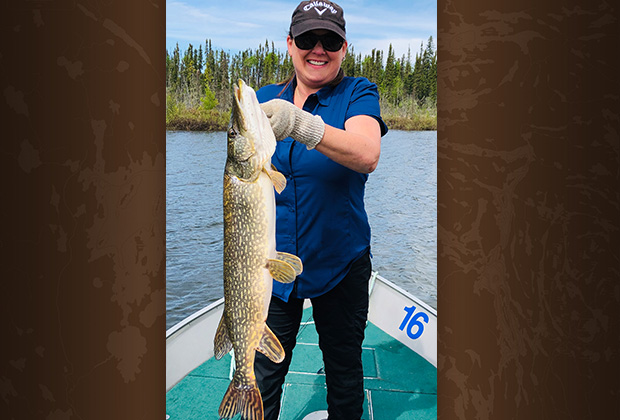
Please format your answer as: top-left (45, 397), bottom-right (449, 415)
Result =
top-left (260, 99), bottom-right (325, 150)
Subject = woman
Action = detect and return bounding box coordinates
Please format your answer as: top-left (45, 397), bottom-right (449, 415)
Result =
top-left (255, 2), bottom-right (388, 419)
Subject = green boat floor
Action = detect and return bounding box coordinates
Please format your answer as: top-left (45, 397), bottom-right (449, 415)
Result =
top-left (167, 308), bottom-right (437, 419)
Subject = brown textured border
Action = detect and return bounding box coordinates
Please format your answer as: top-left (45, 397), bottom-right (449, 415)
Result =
top-left (437, 1), bottom-right (619, 419)
top-left (1, 2), bottom-right (165, 419)
top-left (1, 1), bottom-right (618, 419)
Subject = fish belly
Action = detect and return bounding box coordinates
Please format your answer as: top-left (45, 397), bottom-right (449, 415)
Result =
top-left (222, 171), bottom-right (275, 383)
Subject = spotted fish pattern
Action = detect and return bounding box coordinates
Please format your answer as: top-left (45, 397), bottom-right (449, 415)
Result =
top-left (215, 80), bottom-right (302, 420)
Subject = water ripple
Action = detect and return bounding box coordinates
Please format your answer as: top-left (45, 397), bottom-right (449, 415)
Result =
top-left (166, 130), bottom-right (437, 329)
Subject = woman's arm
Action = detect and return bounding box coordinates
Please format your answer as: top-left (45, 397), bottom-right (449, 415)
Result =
top-left (261, 99), bottom-right (382, 174)
top-left (317, 115), bottom-right (381, 174)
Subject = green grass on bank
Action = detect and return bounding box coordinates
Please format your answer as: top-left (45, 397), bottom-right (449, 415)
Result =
top-left (166, 98), bottom-right (437, 132)
top-left (379, 97), bottom-right (436, 131)
top-left (166, 108), bottom-right (230, 131)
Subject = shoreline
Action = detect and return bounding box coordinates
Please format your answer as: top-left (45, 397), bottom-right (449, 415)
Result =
top-left (166, 114), bottom-right (437, 132)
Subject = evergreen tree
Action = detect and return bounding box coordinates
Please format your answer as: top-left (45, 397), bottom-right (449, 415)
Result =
top-left (382, 44), bottom-right (401, 103)
top-left (403, 46), bottom-right (414, 96)
top-left (165, 36), bottom-right (436, 125)
top-left (410, 36), bottom-right (436, 103)
top-left (428, 40), bottom-right (437, 103)
top-left (341, 45), bottom-right (356, 77)
top-left (168, 43), bottom-right (181, 90)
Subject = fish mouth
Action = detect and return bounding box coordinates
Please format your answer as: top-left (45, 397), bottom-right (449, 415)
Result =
top-left (235, 79), bottom-right (243, 102)
top-left (232, 80), bottom-right (247, 132)
top-left (233, 80), bottom-right (242, 108)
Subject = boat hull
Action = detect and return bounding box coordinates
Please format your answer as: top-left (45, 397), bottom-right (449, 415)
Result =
top-left (166, 273), bottom-right (437, 391)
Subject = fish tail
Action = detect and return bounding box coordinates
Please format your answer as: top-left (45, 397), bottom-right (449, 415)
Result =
top-left (218, 380), bottom-right (263, 420)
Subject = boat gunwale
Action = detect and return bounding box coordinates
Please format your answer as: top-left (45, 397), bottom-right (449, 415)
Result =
top-left (166, 297), bottom-right (225, 340)
top-left (166, 272), bottom-right (437, 391)
top-left (165, 274), bottom-right (436, 341)
top-left (372, 273), bottom-right (437, 317)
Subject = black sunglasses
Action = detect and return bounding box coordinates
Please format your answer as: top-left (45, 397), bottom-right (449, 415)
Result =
top-left (294, 32), bottom-right (345, 52)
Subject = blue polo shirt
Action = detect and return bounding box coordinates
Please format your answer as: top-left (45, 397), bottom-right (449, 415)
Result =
top-left (257, 76), bottom-right (388, 301)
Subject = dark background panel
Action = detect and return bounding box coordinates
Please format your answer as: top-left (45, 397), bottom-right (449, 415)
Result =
top-left (437, 1), bottom-right (619, 419)
top-left (1, 2), bottom-right (165, 419)
top-left (1, 0), bottom-right (618, 419)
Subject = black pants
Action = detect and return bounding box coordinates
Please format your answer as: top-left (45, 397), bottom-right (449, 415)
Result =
top-left (255, 252), bottom-right (371, 420)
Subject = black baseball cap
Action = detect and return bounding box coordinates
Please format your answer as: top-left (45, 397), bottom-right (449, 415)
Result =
top-left (290, 1), bottom-right (346, 39)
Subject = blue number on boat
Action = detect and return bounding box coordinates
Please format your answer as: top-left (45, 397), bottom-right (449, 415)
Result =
top-left (399, 305), bottom-right (429, 340)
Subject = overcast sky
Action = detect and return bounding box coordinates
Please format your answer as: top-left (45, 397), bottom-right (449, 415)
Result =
top-left (166, 0), bottom-right (437, 60)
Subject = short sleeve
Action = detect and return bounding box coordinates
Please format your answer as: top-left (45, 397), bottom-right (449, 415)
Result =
top-left (345, 79), bottom-right (389, 136)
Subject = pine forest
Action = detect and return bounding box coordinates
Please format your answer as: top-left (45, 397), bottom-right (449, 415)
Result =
top-left (166, 37), bottom-right (437, 131)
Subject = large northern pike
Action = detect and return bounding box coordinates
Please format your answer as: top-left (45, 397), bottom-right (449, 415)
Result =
top-left (214, 79), bottom-right (302, 420)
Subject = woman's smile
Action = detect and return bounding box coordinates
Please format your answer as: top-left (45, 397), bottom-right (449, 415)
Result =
top-left (307, 59), bottom-right (328, 66)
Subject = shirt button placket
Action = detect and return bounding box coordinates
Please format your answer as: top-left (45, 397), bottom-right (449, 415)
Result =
top-left (290, 205), bottom-right (296, 244)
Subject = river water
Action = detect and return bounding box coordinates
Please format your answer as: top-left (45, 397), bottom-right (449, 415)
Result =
top-left (166, 130), bottom-right (437, 329)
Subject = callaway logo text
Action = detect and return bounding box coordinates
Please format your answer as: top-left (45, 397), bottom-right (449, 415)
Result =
top-left (304, 1), bottom-right (338, 15)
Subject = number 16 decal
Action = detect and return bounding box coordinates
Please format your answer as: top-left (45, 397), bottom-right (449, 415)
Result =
top-left (399, 305), bottom-right (429, 339)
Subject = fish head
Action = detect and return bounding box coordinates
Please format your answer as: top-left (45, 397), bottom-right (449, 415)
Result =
top-left (227, 79), bottom-right (276, 179)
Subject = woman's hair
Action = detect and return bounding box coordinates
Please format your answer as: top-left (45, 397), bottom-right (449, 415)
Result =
top-left (276, 31), bottom-right (346, 98)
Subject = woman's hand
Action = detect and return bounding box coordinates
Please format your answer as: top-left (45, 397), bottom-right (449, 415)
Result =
top-left (261, 99), bottom-right (325, 149)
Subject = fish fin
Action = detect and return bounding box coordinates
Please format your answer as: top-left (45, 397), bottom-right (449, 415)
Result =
top-left (264, 165), bottom-right (287, 194)
top-left (214, 315), bottom-right (233, 360)
top-left (257, 325), bottom-right (285, 363)
top-left (267, 258), bottom-right (297, 283)
top-left (275, 252), bottom-right (303, 276)
top-left (218, 381), bottom-right (263, 420)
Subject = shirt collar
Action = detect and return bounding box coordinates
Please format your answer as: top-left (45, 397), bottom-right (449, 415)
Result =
top-left (281, 76), bottom-right (336, 107)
